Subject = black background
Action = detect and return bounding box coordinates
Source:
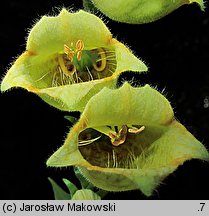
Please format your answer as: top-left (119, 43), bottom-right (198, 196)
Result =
top-left (0, 0), bottom-right (209, 200)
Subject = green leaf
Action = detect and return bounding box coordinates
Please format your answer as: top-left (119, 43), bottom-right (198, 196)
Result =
top-left (48, 177), bottom-right (71, 200)
top-left (62, 178), bottom-right (78, 197)
top-left (64, 115), bottom-right (78, 125)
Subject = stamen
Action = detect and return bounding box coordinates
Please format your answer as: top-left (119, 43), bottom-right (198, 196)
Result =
top-left (58, 55), bottom-right (75, 76)
top-left (64, 39), bottom-right (85, 62)
top-left (76, 50), bottom-right (82, 61)
top-left (93, 48), bottom-right (107, 72)
top-left (128, 126), bottom-right (145, 134)
top-left (64, 44), bottom-right (74, 62)
top-left (109, 125), bottom-right (128, 146)
top-left (76, 40), bottom-right (85, 51)
top-left (53, 45), bottom-right (116, 87)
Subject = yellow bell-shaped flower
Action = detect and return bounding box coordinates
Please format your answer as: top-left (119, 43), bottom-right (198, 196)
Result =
top-left (47, 83), bottom-right (209, 196)
top-left (1, 9), bottom-right (147, 111)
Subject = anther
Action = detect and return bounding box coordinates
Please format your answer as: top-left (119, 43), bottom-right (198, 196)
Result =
top-left (64, 44), bottom-right (74, 62)
top-left (64, 40), bottom-right (84, 62)
top-left (76, 51), bottom-right (82, 61)
top-left (128, 126), bottom-right (145, 134)
top-left (109, 125), bottom-right (127, 146)
top-left (76, 40), bottom-right (85, 51)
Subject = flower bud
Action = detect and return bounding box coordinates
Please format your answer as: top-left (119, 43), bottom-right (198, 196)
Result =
top-left (90, 0), bottom-right (205, 24)
top-left (72, 189), bottom-right (101, 200)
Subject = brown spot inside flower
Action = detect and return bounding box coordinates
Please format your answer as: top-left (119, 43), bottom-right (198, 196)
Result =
top-left (78, 125), bottom-right (164, 169)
